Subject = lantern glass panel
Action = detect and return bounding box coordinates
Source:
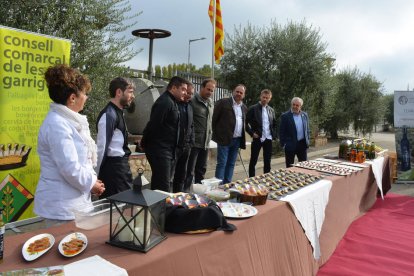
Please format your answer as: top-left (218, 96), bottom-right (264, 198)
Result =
top-left (107, 189), bottom-right (167, 253)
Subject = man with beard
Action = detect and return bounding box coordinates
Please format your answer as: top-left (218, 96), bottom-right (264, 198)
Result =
top-left (141, 76), bottom-right (188, 192)
top-left (212, 84), bottom-right (248, 184)
top-left (96, 77), bottom-right (135, 198)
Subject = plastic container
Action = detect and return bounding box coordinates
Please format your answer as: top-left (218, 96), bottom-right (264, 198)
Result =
top-left (192, 184), bottom-right (208, 195)
top-left (201, 178), bottom-right (222, 192)
top-left (73, 199), bottom-right (123, 230)
top-left (205, 189), bottom-right (230, 202)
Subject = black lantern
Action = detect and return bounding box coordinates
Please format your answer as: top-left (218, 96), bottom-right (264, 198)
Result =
top-left (107, 170), bottom-right (168, 252)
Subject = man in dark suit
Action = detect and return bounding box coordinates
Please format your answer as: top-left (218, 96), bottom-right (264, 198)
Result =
top-left (279, 97), bottom-right (310, 167)
top-left (212, 84), bottom-right (248, 183)
top-left (141, 76), bottom-right (188, 192)
top-left (172, 82), bottom-right (194, 192)
top-left (246, 89), bottom-right (277, 177)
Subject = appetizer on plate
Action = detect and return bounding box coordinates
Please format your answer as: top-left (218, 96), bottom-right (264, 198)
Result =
top-left (22, 233), bottom-right (55, 261)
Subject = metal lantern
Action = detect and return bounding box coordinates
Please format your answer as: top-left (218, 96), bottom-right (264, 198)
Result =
top-left (107, 170), bottom-right (168, 252)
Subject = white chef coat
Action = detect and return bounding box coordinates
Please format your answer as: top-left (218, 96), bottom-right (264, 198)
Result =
top-left (34, 110), bottom-right (97, 220)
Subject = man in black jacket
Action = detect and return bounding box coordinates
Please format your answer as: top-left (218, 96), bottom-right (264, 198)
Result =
top-left (141, 76), bottom-right (188, 192)
top-left (245, 89), bottom-right (277, 177)
top-left (172, 82), bottom-right (194, 192)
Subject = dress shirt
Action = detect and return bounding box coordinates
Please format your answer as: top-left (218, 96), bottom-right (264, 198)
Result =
top-left (96, 113), bottom-right (126, 170)
top-left (232, 97), bottom-right (243, 138)
top-left (261, 105), bottom-right (273, 142)
top-left (293, 112), bottom-right (305, 141)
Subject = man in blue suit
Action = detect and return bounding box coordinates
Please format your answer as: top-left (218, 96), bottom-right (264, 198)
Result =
top-left (279, 97), bottom-right (310, 167)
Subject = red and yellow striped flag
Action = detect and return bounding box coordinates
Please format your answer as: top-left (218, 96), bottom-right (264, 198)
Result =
top-left (208, 0), bottom-right (224, 64)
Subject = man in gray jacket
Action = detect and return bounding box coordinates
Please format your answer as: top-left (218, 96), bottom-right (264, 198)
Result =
top-left (184, 79), bottom-right (216, 191)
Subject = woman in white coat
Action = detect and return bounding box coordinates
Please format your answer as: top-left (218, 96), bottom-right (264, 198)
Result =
top-left (34, 64), bottom-right (105, 223)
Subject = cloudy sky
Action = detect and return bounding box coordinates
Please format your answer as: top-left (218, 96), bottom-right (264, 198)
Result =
top-left (126, 0), bottom-right (414, 93)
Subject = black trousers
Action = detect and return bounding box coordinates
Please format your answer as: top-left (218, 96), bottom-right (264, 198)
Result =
top-left (248, 138), bottom-right (273, 177)
top-left (172, 146), bottom-right (191, 193)
top-left (146, 151), bottom-right (175, 192)
top-left (185, 147), bottom-right (209, 192)
top-left (99, 156), bottom-right (132, 198)
top-left (285, 139), bottom-right (307, 167)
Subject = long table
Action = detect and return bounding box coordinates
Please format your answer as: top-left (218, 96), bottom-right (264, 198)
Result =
top-left (1, 158), bottom-right (391, 275)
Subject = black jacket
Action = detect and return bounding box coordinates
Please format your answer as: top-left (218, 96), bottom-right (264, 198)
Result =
top-left (212, 97), bottom-right (247, 149)
top-left (141, 91), bottom-right (180, 158)
top-left (245, 102), bottom-right (277, 140)
top-left (177, 102), bottom-right (194, 148)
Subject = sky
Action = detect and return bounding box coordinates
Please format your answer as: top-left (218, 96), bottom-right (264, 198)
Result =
top-left (126, 0), bottom-right (414, 94)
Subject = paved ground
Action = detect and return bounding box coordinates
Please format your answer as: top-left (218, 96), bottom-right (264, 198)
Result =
top-left (206, 130), bottom-right (414, 197)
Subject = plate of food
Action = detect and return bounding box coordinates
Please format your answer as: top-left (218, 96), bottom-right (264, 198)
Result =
top-left (216, 202), bottom-right (258, 219)
top-left (22, 233), bottom-right (55, 261)
top-left (58, 232), bottom-right (88, 257)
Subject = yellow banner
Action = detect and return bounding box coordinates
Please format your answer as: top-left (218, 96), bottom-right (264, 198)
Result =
top-left (0, 26), bottom-right (71, 222)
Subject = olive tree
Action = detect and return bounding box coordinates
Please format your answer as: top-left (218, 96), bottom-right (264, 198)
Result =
top-left (0, 0), bottom-right (141, 135)
top-left (220, 20), bottom-right (336, 137)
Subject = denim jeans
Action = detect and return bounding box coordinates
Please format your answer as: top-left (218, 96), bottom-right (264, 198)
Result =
top-left (215, 137), bottom-right (241, 183)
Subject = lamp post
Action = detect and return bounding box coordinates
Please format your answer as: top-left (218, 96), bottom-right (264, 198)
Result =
top-left (187, 37), bottom-right (206, 72)
top-left (132, 29), bottom-right (171, 80)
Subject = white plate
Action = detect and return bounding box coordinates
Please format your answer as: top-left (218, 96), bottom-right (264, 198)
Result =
top-left (58, 232), bottom-right (88, 257)
top-left (22, 233), bottom-right (55, 261)
top-left (217, 202), bottom-right (258, 219)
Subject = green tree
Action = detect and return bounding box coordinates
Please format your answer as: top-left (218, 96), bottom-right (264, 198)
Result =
top-left (220, 20), bottom-right (335, 136)
top-left (381, 94), bottom-right (394, 127)
top-left (322, 68), bottom-right (383, 138)
top-left (0, 0), bottom-right (141, 135)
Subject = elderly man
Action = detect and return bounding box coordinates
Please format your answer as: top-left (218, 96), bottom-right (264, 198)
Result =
top-left (141, 76), bottom-right (188, 192)
top-left (212, 84), bottom-right (247, 184)
top-left (279, 97), bottom-right (310, 167)
top-left (246, 89), bottom-right (277, 177)
top-left (184, 79), bottom-right (216, 191)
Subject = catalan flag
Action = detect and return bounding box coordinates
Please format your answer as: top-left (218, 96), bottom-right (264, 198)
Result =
top-left (208, 0), bottom-right (224, 64)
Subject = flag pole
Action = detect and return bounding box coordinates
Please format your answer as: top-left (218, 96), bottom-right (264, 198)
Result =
top-left (211, 0), bottom-right (216, 79)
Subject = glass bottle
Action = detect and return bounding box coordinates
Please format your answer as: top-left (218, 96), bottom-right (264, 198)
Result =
top-left (400, 127), bottom-right (411, 171)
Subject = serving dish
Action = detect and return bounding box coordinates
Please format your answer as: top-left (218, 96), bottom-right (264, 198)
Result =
top-left (22, 233), bottom-right (55, 261)
top-left (217, 202), bottom-right (258, 219)
top-left (58, 232), bottom-right (88, 257)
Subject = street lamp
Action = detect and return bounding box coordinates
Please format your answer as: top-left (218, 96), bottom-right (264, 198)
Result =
top-left (187, 37), bottom-right (206, 72)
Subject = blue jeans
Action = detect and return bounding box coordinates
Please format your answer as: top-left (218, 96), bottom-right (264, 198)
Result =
top-left (215, 138), bottom-right (241, 184)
